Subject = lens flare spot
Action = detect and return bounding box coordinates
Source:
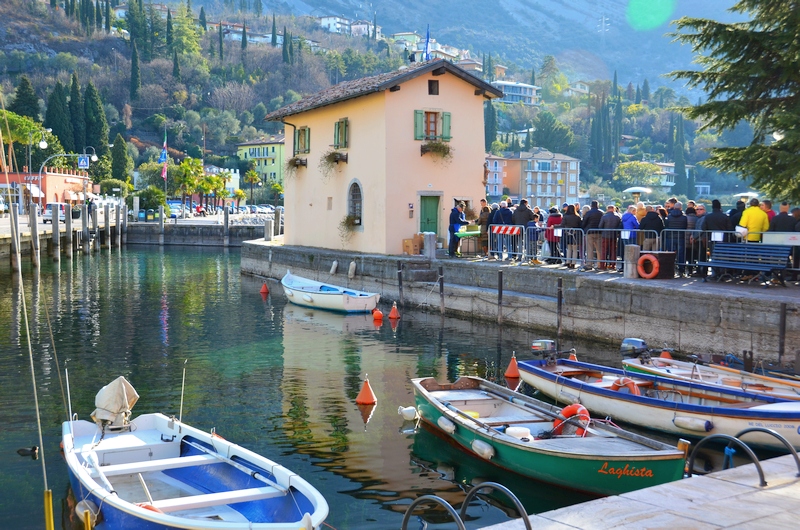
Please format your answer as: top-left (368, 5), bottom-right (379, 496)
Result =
top-left (626, 0), bottom-right (676, 31)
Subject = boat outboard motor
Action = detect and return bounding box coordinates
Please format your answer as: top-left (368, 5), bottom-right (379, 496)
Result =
top-left (91, 376), bottom-right (140, 429)
top-left (620, 338), bottom-right (648, 358)
top-left (531, 339), bottom-right (556, 356)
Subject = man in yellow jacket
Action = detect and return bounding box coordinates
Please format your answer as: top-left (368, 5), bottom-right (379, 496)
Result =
top-left (737, 198), bottom-right (770, 242)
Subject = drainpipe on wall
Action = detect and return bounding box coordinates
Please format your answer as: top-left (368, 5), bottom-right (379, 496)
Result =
top-left (282, 120), bottom-right (297, 157)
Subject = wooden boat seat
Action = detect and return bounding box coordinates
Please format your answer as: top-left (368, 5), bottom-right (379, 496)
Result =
top-left (91, 454), bottom-right (219, 477)
top-left (150, 486), bottom-right (284, 512)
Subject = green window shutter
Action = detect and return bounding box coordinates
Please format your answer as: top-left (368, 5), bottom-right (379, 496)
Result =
top-left (414, 110), bottom-right (424, 140)
top-left (343, 118), bottom-right (349, 148)
top-left (304, 127), bottom-right (310, 153)
top-left (442, 112), bottom-right (452, 141)
top-left (293, 129), bottom-right (299, 153)
top-left (333, 121), bottom-right (340, 148)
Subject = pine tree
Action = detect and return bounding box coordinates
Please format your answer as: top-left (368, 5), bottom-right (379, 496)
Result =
top-left (673, 115), bottom-right (687, 196)
top-left (111, 133), bottom-right (132, 182)
top-left (667, 113), bottom-right (675, 154)
top-left (241, 21), bottom-right (247, 50)
top-left (45, 82), bottom-right (75, 153)
top-left (172, 50), bottom-right (181, 82)
top-left (271, 15), bottom-right (277, 46)
top-left (635, 85), bottom-right (641, 104)
top-left (130, 41), bottom-right (141, 100)
top-left (84, 82), bottom-right (109, 157)
top-left (166, 9), bottom-right (173, 51)
top-left (641, 78), bottom-right (650, 103)
top-left (186, 0), bottom-right (192, 16)
top-left (199, 7), bottom-right (207, 31)
top-left (219, 23), bottom-right (224, 62)
top-left (69, 74), bottom-right (86, 150)
top-left (626, 82), bottom-right (634, 101)
top-left (147, 3), bottom-right (166, 59)
top-left (8, 76), bottom-right (40, 120)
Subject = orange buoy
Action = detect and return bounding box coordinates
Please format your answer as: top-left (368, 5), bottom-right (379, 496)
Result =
top-left (505, 377), bottom-right (521, 392)
top-left (260, 283), bottom-right (269, 294)
top-left (357, 403), bottom-right (376, 428)
top-left (373, 309), bottom-right (383, 321)
top-left (660, 349), bottom-right (674, 359)
top-left (388, 302), bottom-right (400, 320)
top-left (504, 352), bottom-right (520, 378)
top-left (568, 349), bottom-right (578, 361)
top-left (389, 318), bottom-right (399, 332)
top-left (355, 376), bottom-right (377, 405)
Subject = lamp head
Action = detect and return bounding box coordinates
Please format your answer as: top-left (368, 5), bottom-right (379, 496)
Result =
top-left (90, 154), bottom-right (99, 162)
top-left (38, 140), bottom-right (48, 150)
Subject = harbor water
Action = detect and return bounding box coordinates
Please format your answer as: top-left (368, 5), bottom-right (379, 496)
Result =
top-left (0, 247), bottom-right (715, 528)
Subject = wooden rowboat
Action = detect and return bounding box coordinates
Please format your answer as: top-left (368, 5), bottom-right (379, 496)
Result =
top-left (623, 352), bottom-right (800, 401)
top-left (517, 357), bottom-right (800, 451)
top-left (63, 377), bottom-right (328, 529)
top-left (281, 271), bottom-right (380, 313)
top-left (411, 376), bottom-right (687, 496)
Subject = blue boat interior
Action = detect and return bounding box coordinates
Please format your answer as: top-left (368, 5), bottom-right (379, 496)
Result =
top-left (319, 285), bottom-right (365, 296)
top-left (165, 436), bottom-right (315, 523)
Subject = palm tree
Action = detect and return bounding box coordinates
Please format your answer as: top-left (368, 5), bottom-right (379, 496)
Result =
top-left (177, 157), bottom-right (203, 217)
top-left (244, 169), bottom-right (260, 204)
top-left (233, 189), bottom-right (247, 208)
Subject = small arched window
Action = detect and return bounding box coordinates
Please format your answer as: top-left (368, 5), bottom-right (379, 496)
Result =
top-left (348, 182), bottom-right (362, 222)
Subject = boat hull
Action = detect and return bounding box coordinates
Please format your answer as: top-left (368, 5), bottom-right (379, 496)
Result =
top-left (63, 413), bottom-right (328, 530)
top-left (412, 377), bottom-right (685, 496)
top-left (281, 272), bottom-right (379, 313)
top-left (518, 359), bottom-right (800, 451)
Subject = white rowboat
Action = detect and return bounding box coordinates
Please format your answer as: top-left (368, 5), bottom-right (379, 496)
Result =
top-left (281, 271), bottom-right (380, 313)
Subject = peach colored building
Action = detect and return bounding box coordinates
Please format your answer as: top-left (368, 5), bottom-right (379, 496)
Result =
top-left (266, 59), bottom-right (502, 254)
top-left (1, 167), bottom-right (91, 212)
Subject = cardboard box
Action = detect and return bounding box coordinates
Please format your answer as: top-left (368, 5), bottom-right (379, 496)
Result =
top-left (412, 233), bottom-right (424, 250)
top-left (403, 239), bottom-right (421, 255)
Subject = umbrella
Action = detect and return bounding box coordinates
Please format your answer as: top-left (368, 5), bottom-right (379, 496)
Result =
top-left (732, 191), bottom-right (759, 198)
top-left (622, 187), bottom-right (653, 194)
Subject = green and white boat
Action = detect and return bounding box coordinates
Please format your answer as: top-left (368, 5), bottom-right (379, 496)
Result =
top-left (411, 376), bottom-right (688, 496)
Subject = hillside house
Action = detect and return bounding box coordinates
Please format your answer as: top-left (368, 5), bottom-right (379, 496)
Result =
top-left (564, 81), bottom-right (590, 98)
top-left (265, 59), bottom-right (502, 254)
top-left (491, 81), bottom-right (540, 106)
top-left (351, 20), bottom-right (382, 39)
top-left (236, 134), bottom-right (285, 185)
top-left (319, 15), bottom-right (351, 35)
top-left (651, 162), bottom-right (695, 192)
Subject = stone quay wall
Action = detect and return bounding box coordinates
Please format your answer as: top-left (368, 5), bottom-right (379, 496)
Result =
top-left (241, 240), bottom-right (800, 362)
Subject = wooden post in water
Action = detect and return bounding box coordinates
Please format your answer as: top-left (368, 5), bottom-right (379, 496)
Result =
top-left (264, 219), bottom-right (273, 241)
top-left (122, 204), bottom-right (128, 245)
top-left (64, 209), bottom-right (72, 259)
top-left (31, 205), bottom-right (41, 267)
top-left (103, 203), bottom-right (110, 249)
top-left (52, 204), bottom-right (60, 262)
top-left (397, 261), bottom-right (404, 307)
top-left (82, 204), bottom-right (90, 255)
top-left (439, 266), bottom-right (444, 315)
top-left (779, 302), bottom-right (787, 363)
top-left (497, 270), bottom-right (503, 325)
top-left (557, 277), bottom-right (563, 345)
top-left (10, 206), bottom-right (20, 271)
top-left (158, 206), bottom-right (164, 246)
top-left (115, 204), bottom-right (121, 249)
top-left (223, 207), bottom-right (230, 247)
top-left (91, 203), bottom-right (99, 253)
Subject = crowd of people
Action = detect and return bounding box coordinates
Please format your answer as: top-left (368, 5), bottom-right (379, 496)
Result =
top-left (447, 196), bottom-right (800, 281)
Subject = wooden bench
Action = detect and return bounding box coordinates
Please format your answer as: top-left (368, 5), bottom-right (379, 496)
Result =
top-left (697, 242), bottom-right (791, 286)
top-left (91, 454), bottom-right (219, 477)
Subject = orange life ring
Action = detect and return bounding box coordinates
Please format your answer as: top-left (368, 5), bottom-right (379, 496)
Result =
top-left (637, 254), bottom-right (660, 279)
top-left (136, 503), bottom-right (164, 513)
top-left (553, 404), bottom-right (590, 436)
top-left (610, 377), bottom-right (642, 396)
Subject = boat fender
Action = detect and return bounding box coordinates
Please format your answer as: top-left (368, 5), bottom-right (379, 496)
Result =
top-left (673, 416), bottom-right (713, 432)
top-left (437, 416), bottom-right (456, 434)
top-left (553, 404), bottom-right (590, 437)
top-left (558, 391), bottom-right (581, 404)
top-left (471, 439), bottom-right (495, 460)
top-left (348, 261), bottom-right (357, 279)
top-left (398, 406), bottom-right (419, 421)
top-left (330, 261), bottom-right (338, 274)
top-left (302, 294), bottom-right (313, 303)
top-left (285, 290), bottom-right (294, 297)
top-left (75, 500), bottom-right (99, 527)
top-left (506, 426), bottom-right (531, 440)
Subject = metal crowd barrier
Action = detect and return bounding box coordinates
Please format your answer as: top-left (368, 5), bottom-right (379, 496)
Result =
top-left (488, 224), bottom-right (526, 261)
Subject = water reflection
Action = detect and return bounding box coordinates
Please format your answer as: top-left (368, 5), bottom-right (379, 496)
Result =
top-left (0, 247), bottom-right (743, 530)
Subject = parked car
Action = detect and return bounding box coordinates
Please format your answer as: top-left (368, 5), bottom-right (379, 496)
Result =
top-left (42, 202), bottom-right (68, 223)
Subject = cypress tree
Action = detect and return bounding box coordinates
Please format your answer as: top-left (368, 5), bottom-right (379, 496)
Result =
top-left (199, 6), bottom-right (207, 31)
top-left (45, 82), bottom-right (75, 153)
top-left (288, 32), bottom-right (294, 64)
top-left (105, 0), bottom-right (111, 33)
top-left (372, 12), bottom-right (377, 40)
top-left (613, 96), bottom-right (622, 162)
top-left (172, 50), bottom-right (181, 82)
top-left (254, 0), bottom-right (262, 17)
top-left (87, 0), bottom-right (95, 32)
top-left (271, 15), bottom-right (277, 46)
top-left (95, 0), bottom-right (102, 30)
top-left (219, 23), bottom-right (224, 62)
top-left (612, 70), bottom-right (618, 99)
top-left (659, 92), bottom-right (665, 108)
top-left (634, 85), bottom-right (641, 104)
top-left (166, 9), bottom-right (173, 51)
top-left (281, 26), bottom-right (288, 63)
top-left (69, 74), bottom-right (86, 151)
top-left (667, 113), bottom-right (675, 155)
top-left (147, 2), bottom-right (166, 59)
top-left (130, 41), bottom-right (141, 100)
top-left (673, 115), bottom-right (687, 196)
top-left (84, 82), bottom-right (109, 157)
top-left (111, 133), bottom-right (132, 182)
top-left (9, 76), bottom-right (40, 120)
top-left (209, 33), bottom-right (216, 59)
top-left (642, 78), bottom-right (650, 103)
top-left (241, 21), bottom-right (247, 50)
top-left (530, 68), bottom-right (535, 86)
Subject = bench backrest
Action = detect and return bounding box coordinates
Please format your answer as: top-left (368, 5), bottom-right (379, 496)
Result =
top-left (710, 243), bottom-right (791, 266)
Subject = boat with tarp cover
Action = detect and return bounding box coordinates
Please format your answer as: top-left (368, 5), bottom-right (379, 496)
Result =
top-left (62, 377), bottom-right (329, 529)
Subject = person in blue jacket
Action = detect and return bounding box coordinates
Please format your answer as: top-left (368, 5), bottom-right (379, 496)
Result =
top-left (448, 202), bottom-right (467, 257)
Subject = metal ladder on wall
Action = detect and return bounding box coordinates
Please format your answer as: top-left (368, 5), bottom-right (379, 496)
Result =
top-left (687, 427), bottom-right (800, 486)
top-left (400, 481), bottom-right (532, 530)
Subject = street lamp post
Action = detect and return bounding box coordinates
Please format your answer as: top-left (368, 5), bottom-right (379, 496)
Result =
top-left (27, 129), bottom-right (50, 218)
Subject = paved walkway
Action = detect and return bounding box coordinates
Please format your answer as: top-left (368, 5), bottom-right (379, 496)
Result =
top-left (481, 454), bottom-right (800, 529)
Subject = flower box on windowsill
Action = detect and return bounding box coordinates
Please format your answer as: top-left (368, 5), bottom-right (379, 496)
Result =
top-left (332, 151), bottom-right (348, 163)
top-left (287, 157), bottom-right (308, 167)
top-left (420, 141), bottom-right (452, 159)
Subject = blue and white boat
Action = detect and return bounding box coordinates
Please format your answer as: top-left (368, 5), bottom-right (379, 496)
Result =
top-left (517, 358), bottom-right (800, 451)
top-left (281, 271), bottom-right (380, 313)
top-left (63, 377), bottom-right (329, 529)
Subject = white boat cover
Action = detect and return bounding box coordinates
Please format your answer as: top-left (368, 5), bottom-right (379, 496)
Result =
top-left (91, 376), bottom-right (139, 427)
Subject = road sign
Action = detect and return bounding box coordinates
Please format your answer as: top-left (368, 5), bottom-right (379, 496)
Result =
top-left (78, 156), bottom-right (90, 169)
